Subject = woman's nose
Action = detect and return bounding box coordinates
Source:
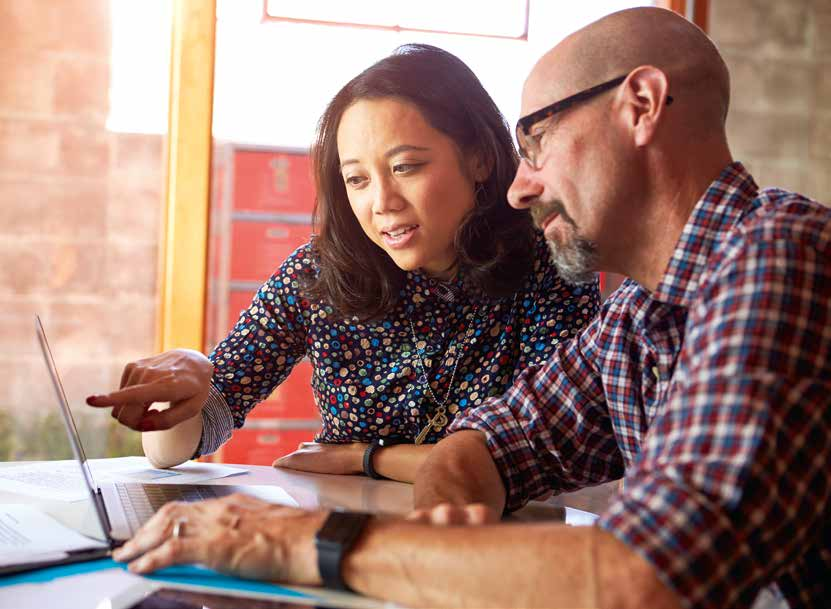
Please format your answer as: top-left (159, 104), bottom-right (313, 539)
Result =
top-left (372, 178), bottom-right (405, 214)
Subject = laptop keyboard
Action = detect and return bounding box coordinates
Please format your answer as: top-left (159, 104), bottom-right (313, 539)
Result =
top-left (115, 483), bottom-right (222, 536)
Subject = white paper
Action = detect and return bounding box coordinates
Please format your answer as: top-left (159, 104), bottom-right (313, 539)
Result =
top-left (0, 504), bottom-right (105, 563)
top-left (98, 460), bottom-right (247, 485)
top-left (563, 506), bottom-right (599, 526)
top-left (0, 462), bottom-right (93, 501)
top-left (0, 458), bottom-right (246, 502)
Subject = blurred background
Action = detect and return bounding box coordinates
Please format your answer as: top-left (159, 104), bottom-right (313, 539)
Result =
top-left (1, 0), bottom-right (828, 462)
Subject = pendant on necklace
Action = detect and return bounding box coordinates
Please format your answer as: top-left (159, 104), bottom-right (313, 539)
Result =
top-left (415, 406), bottom-right (448, 445)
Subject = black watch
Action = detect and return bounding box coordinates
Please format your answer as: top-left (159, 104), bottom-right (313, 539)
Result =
top-left (362, 437), bottom-right (406, 479)
top-left (315, 510), bottom-right (372, 591)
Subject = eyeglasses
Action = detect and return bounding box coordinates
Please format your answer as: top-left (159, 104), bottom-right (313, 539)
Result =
top-left (515, 74), bottom-right (674, 170)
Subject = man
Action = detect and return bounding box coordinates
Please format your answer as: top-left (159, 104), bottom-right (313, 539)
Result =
top-left (114, 7), bottom-right (829, 609)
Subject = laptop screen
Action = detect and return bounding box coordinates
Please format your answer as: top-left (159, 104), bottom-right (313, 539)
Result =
top-left (35, 316), bottom-right (111, 541)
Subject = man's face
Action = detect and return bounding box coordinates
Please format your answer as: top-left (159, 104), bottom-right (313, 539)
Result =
top-left (508, 72), bottom-right (628, 283)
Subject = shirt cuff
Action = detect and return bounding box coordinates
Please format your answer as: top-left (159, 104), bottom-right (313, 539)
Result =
top-left (596, 473), bottom-right (759, 609)
top-left (193, 383), bottom-right (235, 458)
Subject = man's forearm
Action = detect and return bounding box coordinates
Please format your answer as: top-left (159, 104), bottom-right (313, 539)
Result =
top-left (413, 430), bottom-right (506, 512)
top-left (342, 520), bottom-right (681, 609)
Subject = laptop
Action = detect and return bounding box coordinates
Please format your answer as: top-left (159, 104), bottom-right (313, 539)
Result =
top-left (0, 317), bottom-right (295, 575)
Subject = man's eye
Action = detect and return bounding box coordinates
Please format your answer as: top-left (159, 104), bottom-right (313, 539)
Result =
top-left (530, 116), bottom-right (556, 140)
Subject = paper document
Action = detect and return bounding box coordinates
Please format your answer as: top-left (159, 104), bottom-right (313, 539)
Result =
top-left (0, 458), bottom-right (246, 502)
top-left (564, 507), bottom-right (599, 526)
top-left (0, 505), bottom-right (106, 567)
top-left (0, 462), bottom-right (94, 501)
top-left (101, 459), bottom-right (246, 485)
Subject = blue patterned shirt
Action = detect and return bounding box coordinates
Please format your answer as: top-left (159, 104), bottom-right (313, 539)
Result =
top-left (451, 163), bottom-right (831, 609)
top-left (198, 231), bottom-right (599, 453)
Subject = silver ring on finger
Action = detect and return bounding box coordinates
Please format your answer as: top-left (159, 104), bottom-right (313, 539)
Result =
top-left (172, 517), bottom-right (188, 539)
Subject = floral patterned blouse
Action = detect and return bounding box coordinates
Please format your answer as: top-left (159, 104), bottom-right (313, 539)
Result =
top-left (196, 232), bottom-right (600, 455)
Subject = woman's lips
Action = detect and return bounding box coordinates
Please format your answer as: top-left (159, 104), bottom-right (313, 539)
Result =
top-left (381, 224), bottom-right (418, 248)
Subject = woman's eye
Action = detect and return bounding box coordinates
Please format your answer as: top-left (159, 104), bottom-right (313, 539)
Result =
top-left (393, 162), bottom-right (421, 174)
top-left (344, 175), bottom-right (366, 188)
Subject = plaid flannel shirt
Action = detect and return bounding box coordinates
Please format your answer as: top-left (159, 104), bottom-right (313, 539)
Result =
top-left (450, 162), bottom-right (831, 608)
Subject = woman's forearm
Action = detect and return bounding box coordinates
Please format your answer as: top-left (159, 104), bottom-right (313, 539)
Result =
top-left (372, 443), bottom-right (434, 483)
top-left (141, 411), bottom-right (203, 468)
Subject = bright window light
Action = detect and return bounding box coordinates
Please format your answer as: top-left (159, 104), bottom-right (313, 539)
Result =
top-left (108, 0), bottom-right (653, 140)
top-left (107, 0), bottom-right (171, 134)
top-left (265, 0), bottom-right (529, 39)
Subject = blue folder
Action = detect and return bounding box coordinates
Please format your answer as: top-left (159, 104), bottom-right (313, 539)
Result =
top-left (0, 557), bottom-right (314, 601)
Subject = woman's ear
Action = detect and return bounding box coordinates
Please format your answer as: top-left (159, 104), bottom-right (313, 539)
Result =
top-left (467, 150), bottom-right (493, 183)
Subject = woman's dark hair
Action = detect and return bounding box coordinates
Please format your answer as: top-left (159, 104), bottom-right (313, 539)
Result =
top-left (305, 43), bottom-right (535, 320)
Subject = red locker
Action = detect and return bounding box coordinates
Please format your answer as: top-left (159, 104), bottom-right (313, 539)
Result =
top-left (229, 221), bottom-right (313, 283)
top-left (219, 427), bottom-right (320, 466)
top-left (232, 150), bottom-right (315, 214)
top-left (226, 288), bottom-right (257, 334)
top-left (208, 145), bottom-right (319, 465)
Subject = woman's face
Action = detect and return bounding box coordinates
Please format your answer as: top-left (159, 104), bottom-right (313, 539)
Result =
top-left (336, 98), bottom-right (482, 280)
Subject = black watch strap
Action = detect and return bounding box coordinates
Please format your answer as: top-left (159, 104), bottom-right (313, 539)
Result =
top-left (363, 437), bottom-right (406, 480)
top-left (362, 442), bottom-right (383, 479)
top-left (315, 510), bottom-right (372, 591)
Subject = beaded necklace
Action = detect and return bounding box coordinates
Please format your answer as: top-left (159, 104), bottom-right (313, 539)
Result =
top-left (409, 305), bottom-right (479, 444)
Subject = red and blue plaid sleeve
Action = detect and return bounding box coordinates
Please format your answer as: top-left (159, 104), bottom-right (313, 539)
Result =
top-left (449, 311), bottom-right (625, 512)
top-left (598, 203), bottom-right (831, 609)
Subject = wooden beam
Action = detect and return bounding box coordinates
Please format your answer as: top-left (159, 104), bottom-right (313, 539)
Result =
top-left (158, 0), bottom-right (216, 352)
top-left (657, 0), bottom-right (710, 32)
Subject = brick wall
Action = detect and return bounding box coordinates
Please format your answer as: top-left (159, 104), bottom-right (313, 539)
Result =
top-left (0, 0), bottom-right (164, 459)
top-left (710, 0), bottom-right (831, 204)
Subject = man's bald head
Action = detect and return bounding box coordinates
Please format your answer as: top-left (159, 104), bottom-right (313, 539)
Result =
top-left (525, 7), bottom-right (730, 130)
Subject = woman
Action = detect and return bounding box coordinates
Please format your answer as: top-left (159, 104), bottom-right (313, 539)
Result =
top-left (87, 44), bottom-right (599, 482)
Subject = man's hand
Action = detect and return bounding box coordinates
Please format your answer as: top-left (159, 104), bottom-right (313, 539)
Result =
top-left (86, 349), bottom-right (213, 432)
top-left (406, 502), bottom-right (499, 526)
top-left (273, 442), bottom-right (366, 475)
top-left (414, 430), bottom-right (506, 514)
top-left (112, 493), bottom-right (327, 585)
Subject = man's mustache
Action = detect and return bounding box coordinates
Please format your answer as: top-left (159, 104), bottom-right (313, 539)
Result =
top-left (530, 200), bottom-right (576, 230)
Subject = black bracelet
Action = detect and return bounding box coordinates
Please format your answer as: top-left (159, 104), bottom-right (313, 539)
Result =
top-left (362, 441), bottom-right (383, 479)
top-left (315, 510), bottom-right (372, 591)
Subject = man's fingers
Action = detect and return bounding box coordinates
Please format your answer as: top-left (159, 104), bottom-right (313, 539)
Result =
top-left (405, 503), bottom-right (497, 526)
top-left (127, 537), bottom-right (200, 574)
top-left (464, 503), bottom-right (498, 525)
top-left (114, 503), bottom-right (190, 562)
top-left (430, 504), bottom-right (465, 525)
top-left (405, 509), bottom-right (431, 523)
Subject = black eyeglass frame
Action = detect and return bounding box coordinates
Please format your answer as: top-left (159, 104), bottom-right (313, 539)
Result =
top-left (515, 74), bottom-right (674, 167)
